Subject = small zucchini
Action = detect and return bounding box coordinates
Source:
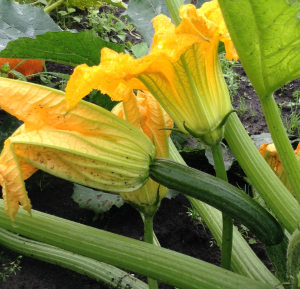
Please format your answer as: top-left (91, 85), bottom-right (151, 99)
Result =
top-left (150, 158), bottom-right (284, 246)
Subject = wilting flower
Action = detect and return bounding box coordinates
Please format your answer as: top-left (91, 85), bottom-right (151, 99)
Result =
top-left (112, 90), bottom-right (173, 215)
top-left (259, 142), bottom-right (300, 195)
top-left (65, 0), bottom-right (238, 146)
top-left (0, 78), bottom-right (156, 220)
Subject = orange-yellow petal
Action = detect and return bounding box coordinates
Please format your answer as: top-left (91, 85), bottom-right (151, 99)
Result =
top-left (0, 58), bottom-right (43, 77)
top-left (112, 90), bottom-right (173, 158)
top-left (0, 126), bottom-right (36, 220)
top-left (259, 142), bottom-right (300, 195)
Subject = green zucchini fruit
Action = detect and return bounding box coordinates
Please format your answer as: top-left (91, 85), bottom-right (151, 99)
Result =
top-left (149, 158), bottom-right (284, 246)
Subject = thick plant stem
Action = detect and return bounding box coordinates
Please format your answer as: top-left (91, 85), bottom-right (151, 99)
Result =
top-left (44, 0), bottom-right (65, 13)
top-left (144, 214), bottom-right (159, 289)
top-left (225, 112), bottom-right (300, 233)
top-left (0, 200), bottom-right (273, 289)
top-left (164, 0), bottom-right (182, 25)
top-left (260, 94), bottom-right (300, 204)
top-left (211, 144), bottom-right (233, 270)
top-left (221, 214), bottom-right (233, 270)
top-left (0, 228), bottom-right (148, 289)
top-left (169, 140), bottom-right (283, 288)
top-left (211, 144), bottom-right (228, 182)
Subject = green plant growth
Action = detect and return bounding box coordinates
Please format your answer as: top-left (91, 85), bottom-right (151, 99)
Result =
top-left (236, 94), bottom-right (248, 116)
top-left (1, 0), bottom-right (300, 288)
top-left (15, 0), bottom-right (127, 12)
top-left (220, 53), bottom-right (241, 101)
top-left (84, 7), bottom-right (139, 46)
top-left (0, 252), bottom-right (22, 282)
top-left (278, 91), bottom-right (300, 137)
top-left (55, 6), bottom-right (77, 28)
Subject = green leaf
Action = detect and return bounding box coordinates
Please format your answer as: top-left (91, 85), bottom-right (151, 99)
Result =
top-left (195, 0), bottom-right (208, 8)
top-left (250, 133), bottom-right (273, 149)
top-left (125, 0), bottom-right (171, 47)
top-left (131, 42), bottom-right (149, 58)
top-left (205, 143), bottom-right (235, 171)
top-left (87, 90), bottom-right (119, 111)
top-left (218, 0), bottom-right (300, 98)
top-left (72, 184), bottom-right (124, 215)
top-left (0, 30), bottom-right (124, 66)
top-left (0, 0), bottom-right (61, 51)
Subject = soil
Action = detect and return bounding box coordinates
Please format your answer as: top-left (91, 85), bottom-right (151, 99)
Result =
top-left (0, 3), bottom-right (299, 289)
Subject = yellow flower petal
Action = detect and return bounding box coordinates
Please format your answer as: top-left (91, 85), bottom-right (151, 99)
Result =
top-left (0, 126), bottom-right (36, 220)
top-left (0, 78), bottom-right (156, 219)
top-left (112, 90), bottom-right (173, 158)
top-left (259, 142), bottom-right (300, 196)
top-left (65, 1), bottom-right (236, 145)
top-left (112, 90), bottom-right (172, 213)
top-left (11, 129), bottom-right (151, 192)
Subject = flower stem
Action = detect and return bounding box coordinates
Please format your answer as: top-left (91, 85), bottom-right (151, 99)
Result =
top-left (164, 0), bottom-right (182, 25)
top-left (260, 94), bottom-right (300, 204)
top-left (0, 199), bottom-right (274, 289)
top-left (211, 144), bottom-right (233, 270)
top-left (0, 228), bottom-right (148, 289)
top-left (225, 112), bottom-right (300, 233)
top-left (144, 213), bottom-right (159, 289)
top-left (44, 0), bottom-right (65, 13)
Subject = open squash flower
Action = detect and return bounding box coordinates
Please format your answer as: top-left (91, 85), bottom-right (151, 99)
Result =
top-left (112, 90), bottom-right (173, 215)
top-left (0, 78), bottom-right (156, 220)
top-left (65, 0), bottom-right (238, 146)
top-left (259, 142), bottom-right (300, 196)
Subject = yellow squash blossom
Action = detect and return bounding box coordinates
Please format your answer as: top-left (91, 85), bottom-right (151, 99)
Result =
top-left (112, 90), bottom-right (173, 215)
top-left (65, 0), bottom-right (238, 146)
top-left (259, 142), bottom-right (300, 196)
top-left (0, 78), bottom-right (156, 220)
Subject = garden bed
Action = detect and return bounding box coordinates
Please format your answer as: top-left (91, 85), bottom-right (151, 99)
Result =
top-left (0, 1), bottom-right (299, 289)
top-left (1, 67), bottom-right (298, 288)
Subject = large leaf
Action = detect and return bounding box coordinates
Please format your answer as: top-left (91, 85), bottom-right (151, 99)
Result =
top-left (218, 0), bottom-right (300, 98)
top-left (126, 0), bottom-right (205, 48)
top-left (72, 184), bottom-right (124, 215)
top-left (125, 0), bottom-right (171, 47)
top-left (0, 0), bottom-right (61, 50)
top-left (0, 30), bottom-right (124, 66)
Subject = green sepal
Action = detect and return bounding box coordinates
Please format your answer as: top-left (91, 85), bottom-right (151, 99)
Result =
top-left (183, 110), bottom-right (236, 146)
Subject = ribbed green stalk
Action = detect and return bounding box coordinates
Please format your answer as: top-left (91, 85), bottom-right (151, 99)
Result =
top-left (211, 144), bottom-right (233, 270)
top-left (0, 200), bottom-right (275, 289)
top-left (43, 0), bottom-right (65, 13)
top-left (164, 0), bottom-right (182, 25)
top-left (225, 112), bottom-right (300, 233)
top-left (144, 214), bottom-right (159, 289)
top-left (260, 94), bottom-right (300, 204)
top-left (169, 140), bottom-right (283, 288)
top-left (287, 229), bottom-right (300, 289)
top-left (0, 228), bottom-right (148, 289)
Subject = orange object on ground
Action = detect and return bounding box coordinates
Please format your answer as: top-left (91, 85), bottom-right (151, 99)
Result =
top-left (0, 58), bottom-right (43, 76)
